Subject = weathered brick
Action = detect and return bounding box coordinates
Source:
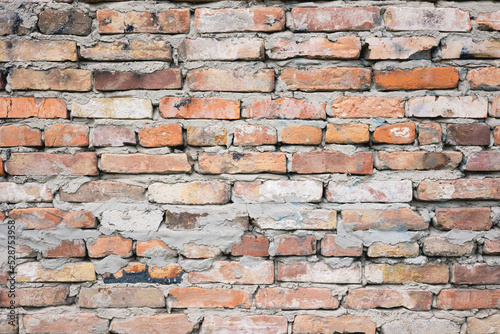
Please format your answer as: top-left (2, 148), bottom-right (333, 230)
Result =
top-left (328, 181), bottom-right (413, 203)
top-left (374, 67), bottom-right (459, 90)
top-left (45, 124), bottom-right (88, 147)
top-left (325, 124), bottom-right (369, 144)
top-left (138, 124), bottom-right (183, 147)
top-left (365, 263), bottom-right (449, 284)
top-left (92, 125), bottom-right (136, 147)
top-left (477, 10), bottom-right (500, 30)
top-left (281, 67), bottom-right (371, 91)
top-left (0, 159), bottom-right (3, 176)
top-left (274, 235), bottom-right (316, 256)
top-left (104, 262), bottom-right (183, 284)
top-left (98, 9), bottom-right (189, 34)
top-left (149, 181), bottom-right (230, 204)
top-left (466, 151), bottom-right (500, 171)
top-left (377, 151), bottom-right (462, 170)
top-left (408, 96), bottom-right (488, 118)
top-left (268, 37), bottom-right (361, 60)
top-left (331, 96), bottom-right (405, 118)
top-left (293, 315), bottom-right (376, 334)
top-left (81, 40), bottom-right (172, 61)
top-left (447, 123), bottom-right (490, 145)
top-left (383, 318), bottom-right (459, 334)
top-left (0, 183), bottom-right (52, 203)
top-left (321, 235), bottom-right (363, 257)
top-left (254, 209), bottom-right (336, 230)
top-left (233, 180), bottom-right (322, 203)
top-left (246, 98), bottom-right (325, 119)
top-left (0, 40), bottom-right (77, 61)
top-left (110, 315), bottom-right (195, 334)
top-left (435, 208), bottom-right (491, 231)
top-left (385, 7), bottom-right (471, 31)
top-left (454, 264), bottom-right (500, 284)
top-left (170, 287), bottom-right (251, 308)
top-left (256, 287), bottom-right (337, 309)
top-left (441, 36), bottom-right (500, 59)
top-left (80, 287), bottom-right (164, 308)
top-left (468, 315), bottom-right (500, 334)
top-left (484, 239), bottom-right (500, 255)
top-left (60, 181), bottom-right (145, 202)
top-left (277, 262), bottom-right (361, 283)
top-left (282, 126), bottom-right (322, 145)
top-left (0, 287), bottom-right (69, 307)
top-left (189, 260), bottom-right (274, 284)
top-left (468, 67), bottom-right (500, 90)
top-left (95, 69), bottom-right (181, 91)
top-left (180, 38), bottom-right (264, 61)
top-left (0, 125), bottom-right (42, 147)
top-left (373, 122), bottom-right (416, 144)
top-left (160, 97), bottom-right (239, 119)
top-left (202, 315), bottom-right (287, 334)
top-left (418, 179), bottom-right (500, 200)
top-left (292, 151), bottom-right (373, 174)
top-left (0, 97), bottom-right (66, 118)
top-left (367, 242), bottom-right (419, 258)
top-left (101, 210), bottom-right (163, 234)
top-left (198, 152), bottom-right (286, 174)
top-left (16, 244), bottom-right (37, 258)
top-left (101, 153), bottom-right (191, 174)
top-left (165, 209), bottom-right (248, 231)
top-left (291, 7), bottom-right (380, 31)
top-left (187, 69), bottom-right (274, 92)
top-left (42, 240), bottom-right (86, 258)
top-left (73, 98), bottom-right (152, 119)
top-left (423, 236), bottom-right (475, 256)
top-left (195, 8), bottom-right (285, 32)
top-left (234, 124), bottom-right (277, 146)
top-left (87, 235), bottom-right (133, 258)
top-left (366, 37), bottom-right (437, 59)
top-left (231, 235), bottom-right (269, 257)
top-left (419, 123), bottom-right (442, 144)
top-left (17, 262), bottom-right (95, 282)
top-left (437, 289), bottom-right (500, 309)
top-left (6, 153), bottom-right (97, 176)
top-left (39, 9), bottom-right (91, 35)
top-left (0, 13), bottom-right (26, 35)
top-left (187, 126), bottom-right (227, 146)
top-left (9, 68), bottom-right (91, 91)
top-left (345, 288), bottom-right (432, 311)
top-left (495, 126), bottom-right (500, 144)
top-left (136, 239), bottom-right (176, 257)
top-left (492, 97), bottom-right (500, 117)
top-left (23, 314), bottom-right (108, 334)
top-left (182, 243), bottom-right (221, 258)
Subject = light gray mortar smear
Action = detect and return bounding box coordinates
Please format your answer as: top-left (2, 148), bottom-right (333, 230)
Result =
top-left (239, 256), bottom-right (267, 268)
top-left (492, 207), bottom-right (500, 225)
top-left (92, 255), bottom-right (129, 275)
top-left (40, 258), bottom-right (72, 270)
top-left (485, 229), bottom-right (500, 240)
top-left (323, 258), bottom-right (354, 269)
top-left (179, 258), bottom-right (214, 272)
top-left (17, 226), bottom-right (100, 252)
top-left (445, 230), bottom-right (484, 244)
top-left (351, 231), bottom-right (425, 246)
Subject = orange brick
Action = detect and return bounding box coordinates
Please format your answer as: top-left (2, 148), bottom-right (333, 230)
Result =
top-left (10, 208), bottom-right (95, 229)
top-left (341, 209), bottom-right (425, 232)
top-left (274, 235), bottom-right (316, 256)
top-left (195, 8), bottom-right (285, 33)
top-left (100, 153), bottom-right (191, 174)
top-left (95, 69), bottom-right (181, 91)
top-left (0, 287), bottom-right (70, 307)
top-left (234, 124), bottom-right (277, 146)
top-left (494, 126), bottom-right (500, 145)
top-left (110, 315), bottom-right (195, 334)
top-left (291, 7), bottom-right (381, 31)
top-left (374, 67), bottom-right (459, 90)
top-left (281, 67), bottom-right (371, 91)
top-left (282, 126), bottom-right (322, 145)
top-left (0, 125), bottom-right (42, 147)
top-left (321, 235), bottom-right (363, 257)
top-left (367, 242), bottom-right (419, 258)
top-left (331, 96), bottom-right (405, 118)
top-left (435, 208), bottom-right (492, 231)
top-left (45, 124), bottom-right (88, 147)
top-left (0, 97), bottom-right (66, 118)
top-left (138, 124), bottom-right (183, 147)
top-left (6, 153), bottom-right (97, 176)
top-left (325, 124), bottom-right (369, 144)
top-left (291, 151), bottom-right (373, 174)
top-left (418, 179), bottom-right (500, 201)
top-left (187, 69), bottom-right (275, 92)
top-left (373, 122), bottom-right (416, 144)
top-left (160, 97), bottom-right (240, 119)
top-left (81, 40), bottom-right (172, 61)
top-left (246, 98), bottom-right (325, 119)
top-left (345, 288), bottom-right (432, 311)
top-left (9, 68), bottom-right (92, 91)
top-left (23, 314), bottom-right (107, 334)
top-left (377, 151), bottom-right (462, 170)
top-left (256, 287), bottom-right (338, 309)
top-left (293, 315), bottom-right (376, 334)
top-left (136, 239), bottom-right (176, 257)
top-left (231, 235), bottom-right (269, 257)
top-left (187, 126), bottom-right (227, 146)
top-left (268, 37), bottom-right (361, 60)
top-left (170, 287), bottom-right (251, 308)
top-left (42, 240), bottom-right (86, 258)
top-left (60, 181), bottom-right (145, 202)
top-left (437, 289), bottom-right (500, 309)
top-left (468, 67), bottom-right (500, 90)
top-left (87, 235), bottom-right (133, 258)
top-left (199, 152), bottom-right (286, 174)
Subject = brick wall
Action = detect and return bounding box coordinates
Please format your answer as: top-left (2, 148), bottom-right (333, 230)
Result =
top-left (0, 0), bottom-right (499, 333)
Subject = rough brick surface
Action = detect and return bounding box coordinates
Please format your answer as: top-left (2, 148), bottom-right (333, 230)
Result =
top-left (374, 67), bottom-right (459, 90)
top-left (291, 7), bottom-right (381, 31)
top-left (281, 67), bottom-right (371, 91)
top-left (195, 8), bottom-right (285, 32)
top-left (160, 97), bottom-right (239, 119)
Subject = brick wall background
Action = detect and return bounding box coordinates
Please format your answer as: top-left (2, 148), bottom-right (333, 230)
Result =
top-left (0, 0), bottom-right (499, 333)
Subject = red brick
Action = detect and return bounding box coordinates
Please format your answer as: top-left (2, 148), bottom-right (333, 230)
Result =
top-left (495, 126), bottom-right (500, 144)
top-left (268, 36), bottom-right (361, 60)
top-left (293, 315), bottom-right (376, 334)
top-left (367, 242), bottom-right (419, 258)
top-left (366, 37), bottom-right (437, 59)
top-left (478, 10), bottom-right (500, 30)
top-left (328, 180), bottom-right (413, 203)
top-left (234, 124), bottom-right (277, 146)
top-left (454, 264), bottom-right (500, 284)
top-left (447, 123), bottom-right (490, 146)
top-left (179, 38), bottom-right (264, 61)
top-left (0, 97), bottom-right (66, 118)
top-left (6, 153), bottom-right (97, 176)
top-left (0, 125), bottom-right (42, 147)
top-left (233, 180), bottom-right (322, 203)
top-left (187, 126), bottom-right (227, 146)
top-left (23, 314), bottom-right (108, 334)
top-left (246, 98), bottom-right (325, 119)
top-left (87, 235), bottom-right (133, 258)
top-left (492, 97), bottom-right (500, 117)
top-left (418, 179), bottom-right (500, 201)
top-left (170, 287), bottom-right (251, 308)
top-left (42, 240), bottom-right (86, 258)
top-left (274, 235), bottom-right (316, 256)
top-left (331, 96), bottom-right (405, 118)
top-left (160, 97), bottom-right (240, 119)
top-left (202, 315), bottom-right (287, 334)
top-left (0, 13), bottom-right (26, 35)
top-left (39, 9), bottom-right (92, 35)
top-left (60, 181), bottom-right (145, 202)
top-left (377, 151), bottom-right (462, 170)
top-left (437, 289), bottom-right (500, 309)
top-left (97, 9), bottom-right (190, 34)
top-left (195, 8), bottom-right (285, 32)
top-left (0, 40), bottom-right (77, 61)
top-left (281, 67), bottom-right (371, 91)
top-left (0, 286), bottom-right (70, 307)
top-left (385, 7), bottom-right (471, 32)
top-left (16, 244), bottom-right (37, 258)
top-left (423, 236), bottom-right (475, 257)
top-left (291, 151), bottom-right (373, 174)
top-left (468, 67), bottom-right (500, 90)
top-left (281, 126), bottom-right (322, 145)
top-left (10, 208), bottom-right (95, 229)
top-left (321, 235), bottom-right (363, 257)
top-left (231, 235), bottom-right (269, 257)
top-left (345, 288), bottom-right (432, 311)
top-left (291, 7), bottom-right (381, 31)
top-left (419, 123), bottom-right (442, 144)
top-left (256, 287), bottom-right (338, 309)
top-left (187, 69), bottom-right (274, 92)
top-left (277, 262), bottom-right (361, 283)
top-left (81, 40), bottom-right (172, 61)
top-left (9, 68), bottom-right (92, 91)
top-left (325, 124), bottom-right (369, 144)
top-left (466, 151), bottom-right (500, 171)
top-left (92, 125), bottom-right (136, 147)
top-left (198, 152), bottom-right (286, 174)
top-left (373, 122), bottom-right (416, 144)
top-left (374, 67), bottom-right (459, 90)
top-left (100, 153), bottom-right (191, 174)
top-left (45, 124), bottom-right (88, 147)
top-left (149, 181), bottom-right (230, 204)
top-left (138, 124), bottom-right (183, 147)
top-left (136, 239), bottom-right (176, 257)
top-left (110, 315), bottom-right (196, 334)
top-left (80, 287), bottom-right (164, 308)
top-left (484, 239), bottom-right (500, 255)
top-left (189, 260), bottom-right (274, 284)
top-left (435, 208), bottom-right (492, 231)
top-left (95, 69), bottom-right (181, 91)
top-left (365, 263), bottom-right (449, 284)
